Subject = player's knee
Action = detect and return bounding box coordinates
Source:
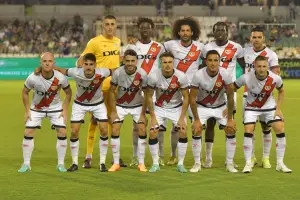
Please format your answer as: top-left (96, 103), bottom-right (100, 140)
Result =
top-left (149, 130), bottom-right (158, 139)
top-left (112, 126), bottom-right (120, 136)
top-left (24, 129), bottom-right (35, 137)
top-left (193, 128), bottom-right (202, 137)
top-left (71, 130), bottom-right (79, 139)
top-left (57, 128), bottom-right (66, 137)
top-left (179, 130), bottom-right (187, 138)
top-left (272, 121), bottom-right (285, 134)
top-left (137, 126), bottom-right (146, 136)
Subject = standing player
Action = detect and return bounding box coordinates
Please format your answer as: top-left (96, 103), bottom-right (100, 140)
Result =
top-left (189, 50), bottom-right (237, 173)
top-left (147, 52), bottom-right (189, 173)
top-left (162, 17), bottom-right (204, 166)
top-left (49, 53), bottom-right (112, 172)
top-left (201, 22), bottom-right (245, 168)
top-left (18, 52), bottom-right (72, 173)
top-left (77, 15), bottom-right (125, 168)
top-left (234, 56), bottom-right (291, 173)
top-left (123, 17), bottom-right (164, 166)
top-left (244, 26), bottom-right (280, 168)
top-left (109, 49), bottom-right (148, 172)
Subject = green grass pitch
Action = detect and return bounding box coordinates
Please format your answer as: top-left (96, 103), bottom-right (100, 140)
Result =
top-left (0, 80), bottom-right (299, 200)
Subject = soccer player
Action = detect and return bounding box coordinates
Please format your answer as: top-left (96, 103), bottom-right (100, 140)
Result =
top-left (201, 22), bottom-right (245, 168)
top-left (147, 52), bottom-right (189, 173)
top-left (50, 53), bottom-right (112, 172)
top-left (77, 15), bottom-right (125, 168)
top-left (189, 50), bottom-right (237, 173)
top-left (244, 26), bottom-right (280, 168)
top-left (162, 17), bottom-right (204, 166)
top-left (234, 56), bottom-right (291, 173)
top-left (109, 49), bottom-right (148, 172)
top-left (123, 17), bottom-right (164, 166)
top-left (18, 52), bottom-right (72, 173)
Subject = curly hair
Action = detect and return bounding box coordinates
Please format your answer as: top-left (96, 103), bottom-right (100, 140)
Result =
top-left (137, 17), bottom-right (155, 29)
top-left (172, 17), bottom-right (200, 41)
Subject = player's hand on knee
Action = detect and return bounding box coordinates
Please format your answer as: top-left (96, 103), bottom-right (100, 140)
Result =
top-left (225, 119), bottom-right (237, 135)
top-left (192, 119), bottom-right (202, 134)
top-left (24, 110), bottom-right (31, 123)
top-left (150, 117), bottom-right (159, 132)
top-left (222, 107), bottom-right (228, 118)
top-left (137, 113), bottom-right (146, 125)
top-left (110, 111), bottom-right (120, 123)
top-left (274, 109), bottom-right (284, 122)
top-left (177, 117), bottom-right (187, 132)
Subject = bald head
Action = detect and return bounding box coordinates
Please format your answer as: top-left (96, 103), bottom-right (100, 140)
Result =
top-left (40, 52), bottom-right (55, 73)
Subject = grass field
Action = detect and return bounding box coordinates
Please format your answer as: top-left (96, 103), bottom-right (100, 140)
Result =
top-left (0, 80), bottom-right (299, 200)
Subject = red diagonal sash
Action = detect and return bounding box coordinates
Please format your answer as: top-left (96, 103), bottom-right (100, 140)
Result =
top-left (141, 43), bottom-right (161, 75)
top-left (177, 44), bottom-right (201, 73)
top-left (247, 76), bottom-right (276, 108)
top-left (155, 76), bottom-right (179, 107)
top-left (220, 43), bottom-right (237, 69)
top-left (76, 74), bottom-right (105, 102)
top-left (200, 73), bottom-right (225, 105)
top-left (34, 77), bottom-right (60, 110)
top-left (117, 72), bottom-right (142, 104)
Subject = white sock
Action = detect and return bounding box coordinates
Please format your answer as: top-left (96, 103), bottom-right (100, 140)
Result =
top-left (70, 138), bottom-right (79, 165)
top-left (22, 136), bottom-right (34, 165)
top-left (111, 136), bottom-right (120, 165)
top-left (157, 131), bottom-right (164, 157)
top-left (132, 124), bottom-right (138, 157)
top-left (263, 130), bottom-right (272, 158)
top-left (177, 138), bottom-right (188, 166)
top-left (57, 137), bottom-right (67, 165)
top-left (226, 135), bottom-right (236, 164)
top-left (149, 138), bottom-right (159, 165)
top-left (171, 128), bottom-right (179, 157)
top-left (138, 136), bottom-right (147, 165)
top-left (205, 142), bottom-right (213, 161)
top-left (192, 136), bottom-right (202, 164)
top-left (252, 134), bottom-right (255, 158)
top-left (276, 133), bottom-right (286, 165)
top-left (99, 136), bottom-right (108, 165)
top-left (244, 133), bottom-right (253, 163)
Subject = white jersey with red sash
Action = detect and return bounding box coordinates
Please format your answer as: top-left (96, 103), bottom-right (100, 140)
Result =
top-left (148, 69), bottom-right (189, 109)
top-left (67, 67), bottom-right (111, 105)
top-left (234, 71), bottom-right (283, 111)
top-left (24, 71), bottom-right (69, 111)
top-left (111, 66), bottom-right (148, 107)
top-left (164, 40), bottom-right (204, 83)
top-left (190, 67), bottom-right (233, 108)
top-left (203, 40), bottom-right (243, 81)
top-left (124, 40), bottom-right (164, 75)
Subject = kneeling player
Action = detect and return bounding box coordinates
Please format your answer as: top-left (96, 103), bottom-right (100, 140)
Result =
top-left (52, 53), bottom-right (112, 172)
top-left (147, 52), bottom-right (189, 173)
top-left (18, 52), bottom-right (72, 173)
top-left (109, 49), bottom-right (148, 172)
top-left (189, 50), bottom-right (237, 173)
top-left (234, 56), bottom-right (292, 173)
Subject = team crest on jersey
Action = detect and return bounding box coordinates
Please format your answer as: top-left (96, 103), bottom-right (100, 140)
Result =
top-left (189, 52), bottom-right (195, 57)
top-left (151, 47), bottom-right (156, 52)
top-left (51, 86), bottom-right (58, 90)
top-left (265, 86), bottom-right (271, 91)
top-left (225, 50), bottom-right (231, 54)
top-left (133, 80), bottom-right (140, 86)
top-left (170, 83), bottom-right (177, 89)
top-left (215, 82), bottom-right (222, 87)
top-left (93, 79), bottom-right (99, 84)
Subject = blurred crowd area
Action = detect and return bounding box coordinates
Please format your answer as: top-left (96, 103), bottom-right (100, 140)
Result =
top-left (0, 15), bottom-right (299, 58)
top-left (1, 0), bottom-right (300, 5)
top-left (0, 15), bottom-right (90, 56)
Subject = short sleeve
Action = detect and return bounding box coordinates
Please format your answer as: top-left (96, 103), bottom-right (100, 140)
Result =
top-left (66, 67), bottom-right (78, 78)
top-left (163, 41), bottom-right (171, 51)
top-left (236, 44), bottom-right (244, 59)
top-left (60, 75), bottom-right (70, 89)
top-left (110, 69), bottom-right (119, 86)
top-left (103, 68), bottom-right (112, 78)
top-left (81, 39), bottom-right (96, 56)
top-left (190, 72), bottom-right (200, 88)
top-left (223, 71), bottom-right (234, 85)
top-left (275, 75), bottom-right (283, 89)
top-left (269, 52), bottom-right (279, 68)
top-left (234, 74), bottom-right (246, 89)
top-left (202, 45), bottom-right (208, 58)
top-left (179, 73), bottom-right (189, 89)
top-left (147, 73), bottom-right (157, 89)
top-left (24, 73), bottom-right (35, 89)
